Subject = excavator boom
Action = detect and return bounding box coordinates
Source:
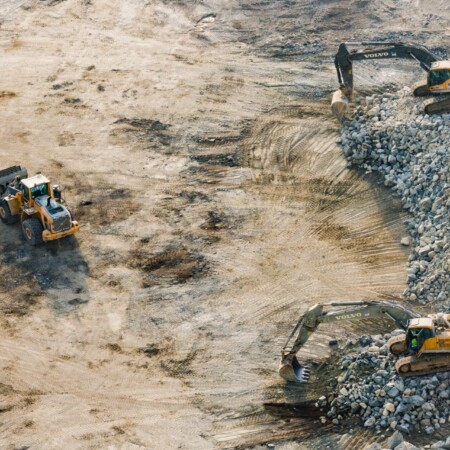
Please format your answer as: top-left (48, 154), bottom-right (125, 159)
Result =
top-left (334, 42), bottom-right (439, 92)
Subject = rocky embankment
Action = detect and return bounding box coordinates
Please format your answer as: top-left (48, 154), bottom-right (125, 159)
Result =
top-left (338, 89), bottom-right (450, 307)
top-left (319, 330), bottom-right (450, 437)
top-left (319, 90), bottom-right (450, 447)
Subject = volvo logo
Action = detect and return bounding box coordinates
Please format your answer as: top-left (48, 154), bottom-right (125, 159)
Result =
top-left (335, 313), bottom-right (363, 320)
top-left (364, 52), bottom-right (390, 59)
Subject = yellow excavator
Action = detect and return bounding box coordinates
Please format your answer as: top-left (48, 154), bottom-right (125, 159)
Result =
top-left (279, 300), bottom-right (450, 382)
top-left (331, 42), bottom-right (450, 120)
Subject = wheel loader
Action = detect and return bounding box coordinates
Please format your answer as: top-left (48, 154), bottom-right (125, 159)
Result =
top-left (0, 166), bottom-right (80, 245)
top-left (279, 300), bottom-right (450, 381)
top-left (331, 42), bottom-right (450, 120)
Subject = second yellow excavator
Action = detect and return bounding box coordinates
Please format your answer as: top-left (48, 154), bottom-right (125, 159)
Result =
top-left (331, 42), bottom-right (450, 120)
top-left (279, 300), bottom-right (450, 382)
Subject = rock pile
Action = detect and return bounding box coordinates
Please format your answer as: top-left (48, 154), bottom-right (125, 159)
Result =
top-left (362, 429), bottom-right (450, 450)
top-left (319, 330), bottom-right (450, 436)
top-left (337, 89), bottom-right (450, 306)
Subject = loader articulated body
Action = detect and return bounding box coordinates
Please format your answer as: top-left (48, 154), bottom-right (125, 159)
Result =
top-left (279, 300), bottom-right (450, 382)
top-left (331, 41), bottom-right (450, 120)
top-left (0, 166), bottom-right (79, 245)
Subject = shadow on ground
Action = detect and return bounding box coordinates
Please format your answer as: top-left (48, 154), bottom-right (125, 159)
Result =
top-left (0, 226), bottom-right (89, 314)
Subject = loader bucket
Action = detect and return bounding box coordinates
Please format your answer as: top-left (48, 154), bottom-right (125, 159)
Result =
top-left (331, 89), bottom-right (349, 121)
top-left (278, 355), bottom-right (310, 382)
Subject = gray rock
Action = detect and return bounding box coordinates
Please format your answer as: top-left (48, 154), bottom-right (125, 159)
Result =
top-left (420, 197), bottom-right (432, 210)
top-left (363, 444), bottom-right (382, 450)
top-left (386, 430), bottom-right (403, 449)
top-left (364, 416), bottom-right (377, 427)
top-left (401, 236), bottom-right (412, 246)
top-left (394, 403), bottom-right (408, 415)
top-left (360, 335), bottom-right (373, 347)
top-left (396, 424), bottom-right (410, 434)
top-left (340, 387), bottom-right (349, 396)
top-left (388, 387), bottom-right (400, 398)
top-left (394, 443), bottom-right (419, 450)
top-left (384, 402), bottom-right (395, 413)
top-left (431, 441), bottom-right (446, 450)
top-left (408, 395), bottom-right (425, 407)
top-left (438, 390), bottom-right (449, 399)
top-left (422, 402), bottom-right (434, 412)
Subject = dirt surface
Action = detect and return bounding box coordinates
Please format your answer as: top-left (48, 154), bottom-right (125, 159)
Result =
top-left (0, 1), bottom-right (449, 449)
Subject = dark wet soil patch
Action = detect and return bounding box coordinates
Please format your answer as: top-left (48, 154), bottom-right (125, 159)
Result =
top-left (139, 343), bottom-right (161, 357)
top-left (0, 290), bottom-right (40, 316)
top-left (51, 82), bottom-right (73, 90)
top-left (128, 247), bottom-right (208, 287)
top-left (192, 134), bottom-right (243, 145)
top-left (113, 118), bottom-right (172, 147)
top-left (200, 210), bottom-right (237, 231)
top-left (191, 152), bottom-right (239, 167)
top-left (178, 190), bottom-right (210, 203)
top-left (73, 187), bottom-right (140, 226)
top-left (263, 400), bottom-right (324, 419)
top-left (0, 91), bottom-right (17, 99)
top-left (160, 348), bottom-right (202, 377)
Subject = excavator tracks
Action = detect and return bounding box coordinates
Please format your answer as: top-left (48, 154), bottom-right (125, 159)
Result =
top-left (396, 354), bottom-right (450, 377)
top-left (410, 80), bottom-right (450, 114)
top-left (423, 94), bottom-right (450, 115)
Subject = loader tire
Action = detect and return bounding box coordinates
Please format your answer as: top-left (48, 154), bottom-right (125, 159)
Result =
top-left (0, 199), bottom-right (19, 225)
top-left (22, 218), bottom-right (44, 246)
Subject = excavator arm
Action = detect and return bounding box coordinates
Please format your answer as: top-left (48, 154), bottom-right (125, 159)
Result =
top-left (331, 41), bottom-right (441, 120)
top-left (335, 42), bottom-right (440, 94)
top-left (279, 300), bottom-right (419, 382)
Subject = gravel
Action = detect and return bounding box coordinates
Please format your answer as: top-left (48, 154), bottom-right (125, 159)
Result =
top-left (319, 330), bottom-right (450, 441)
top-left (337, 88), bottom-right (450, 307)
top-left (320, 88), bottom-right (450, 447)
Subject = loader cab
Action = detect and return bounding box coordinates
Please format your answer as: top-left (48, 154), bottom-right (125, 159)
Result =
top-left (428, 62), bottom-right (450, 93)
top-left (21, 175), bottom-right (51, 204)
top-left (406, 318), bottom-right (435, 354)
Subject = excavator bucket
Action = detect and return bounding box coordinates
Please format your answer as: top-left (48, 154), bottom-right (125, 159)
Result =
top-left (278, 355), bottom-right (311, 382)
top-left (331, 89), bottom-right (349, 121)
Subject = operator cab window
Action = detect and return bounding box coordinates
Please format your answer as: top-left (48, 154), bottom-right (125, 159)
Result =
top-left (428, 69), bottom-right (450, 87)
top-left (407, 327), bottom-right (434, 352)
top-left (31, 184), bottom-right (48, 199)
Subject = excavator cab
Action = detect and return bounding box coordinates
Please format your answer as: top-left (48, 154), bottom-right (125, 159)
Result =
top-left (427, 64), bottom-right (450, 93)
top-left (405, 319), bottom-right (435, 354)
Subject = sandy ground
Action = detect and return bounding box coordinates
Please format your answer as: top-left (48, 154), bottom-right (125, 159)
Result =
top-left (0, 0), bottom-right (449, 449)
